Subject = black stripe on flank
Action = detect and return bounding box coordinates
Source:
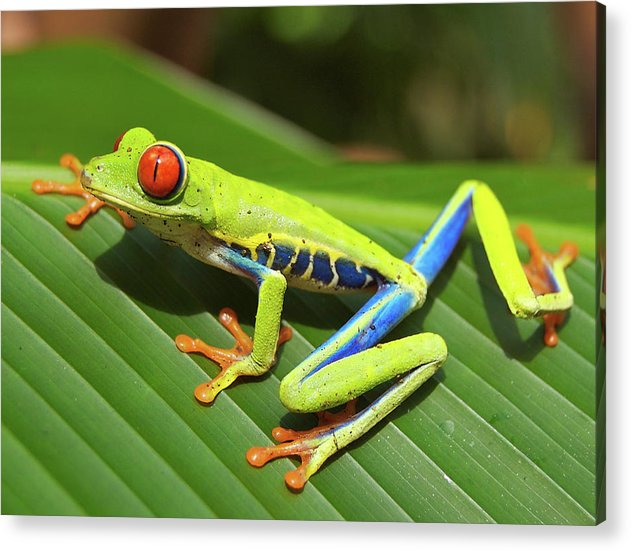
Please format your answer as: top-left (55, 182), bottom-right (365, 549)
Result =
top-left (361, 267), bottom-right (380, 288)
top-left (311, 251), bottom-right (334, 285)
top-left (271, 244), bottom-right (294, 271)
top-left (361, 269), bottom-right (378, 287)
top-left (290, 249), bottom-right (311, 276)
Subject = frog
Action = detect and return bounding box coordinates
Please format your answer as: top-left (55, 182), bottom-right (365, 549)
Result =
top-left (32, 127), bottom-right (578, 490)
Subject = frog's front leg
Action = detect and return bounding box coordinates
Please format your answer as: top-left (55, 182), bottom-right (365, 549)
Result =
top-left (32, 154), bottom-right (135, 229)
top-left (176, 257), bottom-right (292, 404)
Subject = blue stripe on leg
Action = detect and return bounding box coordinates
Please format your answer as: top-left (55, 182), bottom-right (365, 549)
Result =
top-left (404, 187), bottom-right (474, 284)
top-left (302, 284), bottom-right (417, 380)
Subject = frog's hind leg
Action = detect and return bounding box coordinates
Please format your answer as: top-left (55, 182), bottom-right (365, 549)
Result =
top-left (32, 154), bottom-right (135, 228)
top-left (247, 181), bottom-right (579, 489)
top-left (247, 330), bottom-right (446, 491)
top-left (471, 183), bottom-right (578, 344)
top-left (405, 180), bottom-right (578, 346)
top-left (246, 283), bottom-right (444, 490)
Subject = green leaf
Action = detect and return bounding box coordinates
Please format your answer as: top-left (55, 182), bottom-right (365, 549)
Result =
top-left (2, 42), bottom-right (596, 523)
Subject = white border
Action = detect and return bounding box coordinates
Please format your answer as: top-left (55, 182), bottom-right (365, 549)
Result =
top-left (1, 1), bottom-right (629, 550)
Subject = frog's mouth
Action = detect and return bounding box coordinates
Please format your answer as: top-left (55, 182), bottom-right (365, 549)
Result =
top-left (80, 169), bottom-right (106, 200)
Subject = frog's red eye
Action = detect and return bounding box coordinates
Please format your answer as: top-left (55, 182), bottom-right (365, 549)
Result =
top-left (137, 144), bottom-right (186, 199)
top-left (113, 131), bottom-right (126, 152)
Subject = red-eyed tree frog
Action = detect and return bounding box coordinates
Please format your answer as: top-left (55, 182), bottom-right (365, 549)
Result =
top-left (32, 128), bottom-right (578, 491)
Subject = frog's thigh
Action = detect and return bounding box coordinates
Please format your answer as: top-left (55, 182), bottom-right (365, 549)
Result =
top-left (280, 332), bottom-right (447, 413)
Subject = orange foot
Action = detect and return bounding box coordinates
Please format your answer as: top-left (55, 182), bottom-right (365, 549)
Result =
top-left (516, 224), bottom-right (578, 347)
top-left (247, 400), bottom-right (357, 491)
top-left (32, 154), bottom-right (135, 229)
top-left (176, 307), bottom-right (292, 403)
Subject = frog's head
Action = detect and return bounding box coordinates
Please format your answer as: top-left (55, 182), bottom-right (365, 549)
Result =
top-left (81, 127), bottom-right (212, 226)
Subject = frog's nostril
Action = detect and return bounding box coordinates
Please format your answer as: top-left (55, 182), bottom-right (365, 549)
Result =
top-left (96, 164), bottom-right (104, 173)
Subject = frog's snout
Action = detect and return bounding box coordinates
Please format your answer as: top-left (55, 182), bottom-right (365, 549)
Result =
top-left (80, 168), bottom-right (93, 190)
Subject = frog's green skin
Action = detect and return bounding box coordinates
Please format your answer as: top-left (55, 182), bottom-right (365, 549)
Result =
top-left (73, 127), bottom-right (576, 490)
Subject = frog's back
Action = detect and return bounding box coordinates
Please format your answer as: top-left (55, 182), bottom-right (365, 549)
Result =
top-left (207, 163), bottom-right (417, 293)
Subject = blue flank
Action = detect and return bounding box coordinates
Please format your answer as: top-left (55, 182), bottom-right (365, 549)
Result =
top-left (311, 251), bottom-right (334, 284)
top-left (255, 244), bottom-right (270, 266)
top-left (335, 258), bottom-right (379, 289)
top-left (404, 188), bottom-right (473, 284)
top-left (290, 249), bottom-right (310, 276)
top-left (223, 244), bottom-right (277, 286)
top-left (271, 244), bottom-right (294, 270)
top-left (335, 258), bottom-right (365, 288)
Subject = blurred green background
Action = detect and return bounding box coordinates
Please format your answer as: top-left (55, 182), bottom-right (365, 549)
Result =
top-left (2, 2), bottom-right (596, 162)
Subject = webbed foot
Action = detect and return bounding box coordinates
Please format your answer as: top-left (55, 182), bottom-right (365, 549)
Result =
top-left (176, 307), bottom-right (292, 403)
top-left (246, 400), bottom-right (357, 491)
top-left (32, 154), bottom-right (135, 229)
top-left (516, 224), bottom-right (578, 346)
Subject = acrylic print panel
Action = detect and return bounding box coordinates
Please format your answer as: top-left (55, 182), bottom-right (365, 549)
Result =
top-left (1, 2), bottom-right (604, 524)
